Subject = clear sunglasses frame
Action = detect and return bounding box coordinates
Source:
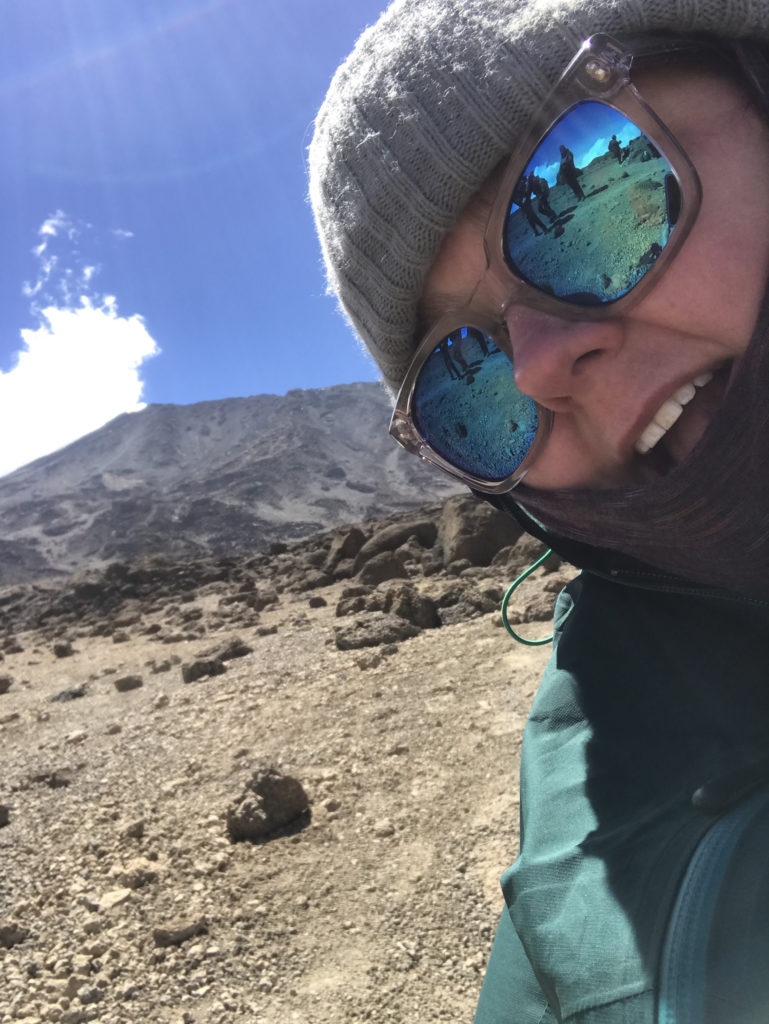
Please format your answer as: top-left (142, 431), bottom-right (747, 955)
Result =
top-left (390, 33), bottom-right (704, 494)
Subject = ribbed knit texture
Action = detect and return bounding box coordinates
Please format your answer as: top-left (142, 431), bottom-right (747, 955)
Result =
top-left (308, 0), bottom-right (769, 393)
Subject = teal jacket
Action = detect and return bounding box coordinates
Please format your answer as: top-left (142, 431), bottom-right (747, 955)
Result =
top-left (475, 569), bottom-right (769, 1023)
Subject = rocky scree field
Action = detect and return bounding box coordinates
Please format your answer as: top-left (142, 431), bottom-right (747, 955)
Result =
top-left (0, 495), bottom-right (576, 1024)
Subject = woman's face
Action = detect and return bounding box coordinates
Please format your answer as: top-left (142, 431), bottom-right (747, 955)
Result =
top-left (418, 64), bottom-right (769, 490)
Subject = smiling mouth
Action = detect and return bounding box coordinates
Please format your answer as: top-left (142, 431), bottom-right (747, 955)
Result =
top-left (634, 365), bottom-right (730, 459)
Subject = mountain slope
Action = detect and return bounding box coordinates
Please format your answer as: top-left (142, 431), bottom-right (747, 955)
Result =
top-left (0, 383), bottom-right (460, 583)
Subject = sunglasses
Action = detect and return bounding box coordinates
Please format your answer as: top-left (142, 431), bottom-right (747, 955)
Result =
top-left (389, 33), bottom-right (703, 493)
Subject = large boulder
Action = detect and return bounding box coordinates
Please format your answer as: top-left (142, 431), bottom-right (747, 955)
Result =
top-left (382, 583), bottom-right (440, 629)
top-left (438, 495), bottom-right (522, 567)
top-left (352, 519), bottom-right (438, 575)
top-left (324, 526), bottom-right (367, 574)
top-left (355, 551), bottom-right (410, 587)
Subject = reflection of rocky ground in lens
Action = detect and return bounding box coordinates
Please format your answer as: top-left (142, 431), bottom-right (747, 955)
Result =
top-left (509, 137), bottom-right (670, 299)
top-left (417, 350), bottom-right (534, 480)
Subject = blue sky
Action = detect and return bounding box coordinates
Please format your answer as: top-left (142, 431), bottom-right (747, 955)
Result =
top-left (0, 0), bottom-right (388, 475)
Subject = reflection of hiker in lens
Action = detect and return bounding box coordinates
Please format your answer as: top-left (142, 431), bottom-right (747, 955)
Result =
top-left (440, 332), bottom-right (470, 379)
top-left (608, 134), bottom-right (623, 163)
top-left (438, 338), bottom-right (462, 379)
top-left (514, 175), bottom-right (549, 236)
top-left (528, 171), bottom-right (559, 223)
top-left (558, 144), bottom-right (585, 200)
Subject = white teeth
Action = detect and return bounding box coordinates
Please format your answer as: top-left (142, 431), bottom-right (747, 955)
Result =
top-left (635, 421), bottom-right (667, 455)
top-left (653, 397), bottom-right (685, 431)
top-left (672, 382), bottom-right (696, 406)
top-left (634, 372), bottom-right (714, 456)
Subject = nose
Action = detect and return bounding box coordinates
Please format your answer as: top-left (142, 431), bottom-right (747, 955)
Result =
top-left (504, 304), bottom-right (622, 411)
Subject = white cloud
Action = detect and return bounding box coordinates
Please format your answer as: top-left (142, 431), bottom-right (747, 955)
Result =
top-left (0, 212), bottom-right (159, 478)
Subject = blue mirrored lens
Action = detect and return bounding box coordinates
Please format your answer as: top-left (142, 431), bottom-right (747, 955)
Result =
top-left (412, 328), bottom-right (538, 482)
top-left (504, 101), bottom-right (678, 304)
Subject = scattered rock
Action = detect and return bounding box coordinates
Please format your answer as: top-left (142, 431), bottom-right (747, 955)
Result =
top-left (114, 674), bottom-right (143, 693)
top-left (336, 584), bottom-right (374, 618)
top-left (226, 766), bottom-right (310, 842)
top-left (123, 819), bottom-right (146, 840)
top-left (149, 658), bottom-right (173, 674)
top-left (373, 820), bottom-right (395, 839)
top-left (308, 595), bottom-right (327, 608)
top-left (355, 551), bottom-right (409, 587)
top-left (335, 614), bottom-right (421, 651)
top-left (181, 658), bottom-right (227, 684)
top-left (295, 569), bottom-right (334, 592)
top-left (0, 922), bottom-right (29, 948)
top-left (29, 768), bottom-right (72, 789)
top-left (382, 583), bottom-right (440, 629)
top-left (52, 640), bottom-right (74, 658)
top-left (99, 888), bottom-right (132, 911)
top-left (324, 526), bottom-right (366, 574)
top-left (352, 520), bottom-right (437, 575)
top-left (116, 857), bottom-right (158, 889)
top-left (0, 805), bottom-right (9, 827)
top-left (50, 684), bottom-right (87, 703)
top-left (153, 916), bottom-right (207, 948)
top-left (199, 637), bottom-right (253, 662)
top-left (76, 984), bottom-right (103, 1005)
top-left (0, 675), bottom-right (12, 695)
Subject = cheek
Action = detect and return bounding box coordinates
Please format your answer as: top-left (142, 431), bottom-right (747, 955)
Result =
top-left (646, 192), bottom-right (769, 354)
top-left (522, 419), bottom-right (623, 490)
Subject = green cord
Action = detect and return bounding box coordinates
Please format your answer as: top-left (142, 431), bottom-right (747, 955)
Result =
top-left (501, 548), bottom-right (555, 647)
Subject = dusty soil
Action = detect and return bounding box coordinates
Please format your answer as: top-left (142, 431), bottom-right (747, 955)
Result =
top-left (0, 510), bottom-right (573, 1024)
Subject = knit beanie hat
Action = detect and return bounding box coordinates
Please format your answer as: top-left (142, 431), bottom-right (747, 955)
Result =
top-left (308, 0), bottom-right (769, 394)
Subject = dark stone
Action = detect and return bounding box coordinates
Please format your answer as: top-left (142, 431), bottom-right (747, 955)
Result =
top-left (50, 684), bottom-right (87, 703)
top-left (181, 658), bottom-right (227, 683)
top-left (30, 769), bottom-right (72, 789)
top-left (295, 569), bottom-right (334, 592)
top-left (226, 766), bottom-right (310, 842)
top-left (324, 526), bottom-right (366, 574)
top-left (52, 640), bottom-right (74, 658)
top-left (334, 614), bottom-right (421, 651)
top-left (352, 519), bottom-right (438, 575)
top-left (0, 923), bottom-right (29, 949)
top-left (355, 551), bottom-right (409, 587)
top-left (308, 595), bottom-right (327, 608)
top-left (0, 676), bottom-right (12, 695)
top-left (114, 675), bottom-right (144, 693)
top-left (383, 584), bottom-right (440, 629)
top-left (199, 637), bottom-right (253, 662)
